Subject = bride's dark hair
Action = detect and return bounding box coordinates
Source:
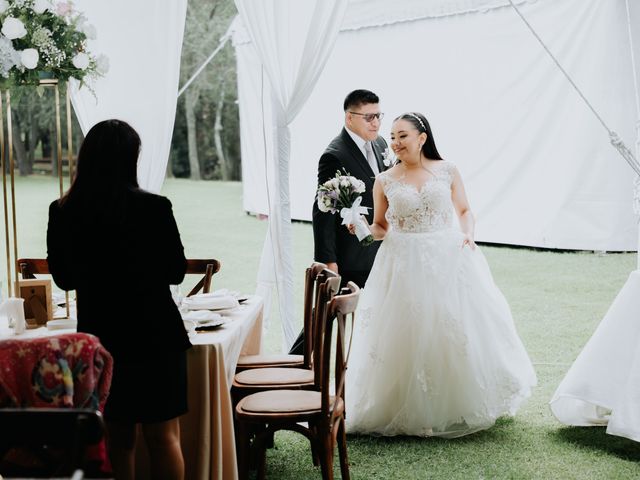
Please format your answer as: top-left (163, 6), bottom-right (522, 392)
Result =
top-left (394, 112), bottom-right (443, 160)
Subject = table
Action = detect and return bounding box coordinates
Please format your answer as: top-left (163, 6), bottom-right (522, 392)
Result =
top-left (0, 295), bottom-right (264, 480)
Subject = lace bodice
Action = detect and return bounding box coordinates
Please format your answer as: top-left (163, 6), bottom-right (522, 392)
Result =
top-left (378, 161), bottom-right (455, 233)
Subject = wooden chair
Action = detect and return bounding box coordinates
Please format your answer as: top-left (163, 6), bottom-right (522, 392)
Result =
top-left (231, 274), bottom-right (341, 403)
top-left (16, 258), bottom-right (50, 279)
top-left (0, 408), bottom-right (106, 477)
top-left (184, 258), bottom-right (221, 296)
top-left (235, 282), bottom-right (360, 480)
top-left (235, 262), bottom-right (335, 372)
top-left (17, 257), bottom-right (220, 292)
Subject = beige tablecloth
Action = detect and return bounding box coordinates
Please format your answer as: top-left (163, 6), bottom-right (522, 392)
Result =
top-left (181, 296), bottom-right (263, 480)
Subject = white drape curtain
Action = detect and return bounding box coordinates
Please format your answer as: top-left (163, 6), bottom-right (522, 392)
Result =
top-left (234, 0), bottom-right (348, 350)
top-left (70, 0), bottom-right (188, 193)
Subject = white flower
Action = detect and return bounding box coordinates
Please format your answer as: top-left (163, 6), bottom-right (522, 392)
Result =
top-left (81, 22), bottom-right (96, 40)
top-left (0, 1), bottom-right (9, 14)
top-left (2, 17), bottom-right (27, 40)
top-left (19, 48), bottom-right (39, 69)
top-left (350, 177), bottom-right (365, 193)
top-left (381, 147), bottom-right (394, 167)
top-left (95, 54), bottom-right (109, 75)
top-left (72, 52), bottom-right (90, 70)
top-left (32, 0), bottom-right (51, 13)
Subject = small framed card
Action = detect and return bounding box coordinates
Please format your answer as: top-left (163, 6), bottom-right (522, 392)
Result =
top-left (17, 279), bottom-right (53, 327)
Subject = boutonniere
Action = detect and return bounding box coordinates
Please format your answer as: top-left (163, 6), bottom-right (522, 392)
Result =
top-left (382, 147), bottom-right (394, 167)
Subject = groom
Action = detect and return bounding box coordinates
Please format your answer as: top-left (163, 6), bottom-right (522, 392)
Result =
top-left (290, 89), bottom-right (388, 354)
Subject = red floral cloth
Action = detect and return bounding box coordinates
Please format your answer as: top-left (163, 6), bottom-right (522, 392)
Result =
top-left (0, 333), bottom-right (113, 410)
top-left (0, 333), bottom-right (113, 475)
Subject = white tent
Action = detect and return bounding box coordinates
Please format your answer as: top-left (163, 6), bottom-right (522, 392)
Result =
top-left (233, 0), bottom-right (640, 252)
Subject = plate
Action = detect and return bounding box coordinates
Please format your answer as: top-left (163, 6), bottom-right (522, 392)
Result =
top-left (47, 319), bottom-right (77, 330)
top-left (195, 320), bottom-right (226, 332)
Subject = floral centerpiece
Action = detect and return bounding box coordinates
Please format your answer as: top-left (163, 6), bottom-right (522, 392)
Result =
top-left (317, 169), bottom-right (374, 246)
top-left (0, 0), bottom-right (107, 87)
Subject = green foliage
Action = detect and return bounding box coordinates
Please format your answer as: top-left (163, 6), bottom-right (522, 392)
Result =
top-left (170, 0), bottom-right (240, 180)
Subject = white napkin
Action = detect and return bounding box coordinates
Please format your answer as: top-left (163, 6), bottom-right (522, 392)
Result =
top-left (182, 293), bottom-right (239, 311)
top-left (181, 310), bottom-right (224, 323)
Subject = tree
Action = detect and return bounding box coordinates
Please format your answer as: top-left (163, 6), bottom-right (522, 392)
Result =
top-left (171, 0), bottom-right (240, 181)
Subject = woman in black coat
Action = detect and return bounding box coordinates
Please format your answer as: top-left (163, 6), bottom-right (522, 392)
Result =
top-left (47, 119), bottom-right (190, 480)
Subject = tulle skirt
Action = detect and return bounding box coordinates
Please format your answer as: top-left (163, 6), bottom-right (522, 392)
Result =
top-left (549, 271), bottom-right (640, 442)
top-left (346, 228), bottom-right (537, 438)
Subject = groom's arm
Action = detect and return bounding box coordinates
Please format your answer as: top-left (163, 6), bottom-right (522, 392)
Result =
top-left (312, 152), bottom-right (341, 265)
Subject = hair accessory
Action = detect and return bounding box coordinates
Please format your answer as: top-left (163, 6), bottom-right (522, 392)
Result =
top-left (406, 112), bottom-right (426, 132)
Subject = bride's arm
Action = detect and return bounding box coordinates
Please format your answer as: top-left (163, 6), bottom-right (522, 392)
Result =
top-left (367, 178), bottom-right (390, 240)
top-left (451, 167), bottom-right (476, 249)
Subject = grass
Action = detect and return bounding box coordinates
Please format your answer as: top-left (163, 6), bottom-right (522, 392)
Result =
top-left (4, 176), bottom-right (640, 478)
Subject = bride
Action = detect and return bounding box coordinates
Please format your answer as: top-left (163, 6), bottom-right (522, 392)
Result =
top-left (345, 112), bottom-right (537, 438)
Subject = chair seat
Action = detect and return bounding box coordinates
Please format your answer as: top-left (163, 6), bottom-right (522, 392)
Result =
top-left (236, 353), bottom-right (304, 368)
top-left (237, 390), bottom-right (344, 417)
top-left (235, 367), bottom-right (314, 386)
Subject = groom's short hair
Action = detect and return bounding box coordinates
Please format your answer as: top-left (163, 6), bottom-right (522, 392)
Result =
top-left (343, 89), bottom-right (379, 111)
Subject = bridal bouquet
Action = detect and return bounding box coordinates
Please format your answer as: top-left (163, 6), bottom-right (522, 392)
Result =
top-left (0, 0), bottom-right (107, 87)
top-left (317, 170), bottom-right (374, 246)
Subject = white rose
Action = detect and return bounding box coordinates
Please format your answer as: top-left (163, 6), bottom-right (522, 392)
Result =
top-left (33, 0), bottom-right (51, 14)
top-left (0, 1), bottom-right (9, 14)
top-left (72, 52), bottom-right (90, 70)
top-left (81, 23), bottom-right (96, 40)
top-left (95, 54), bottom-right (109, 75)
top-left (20, 49), bottom-right (39, 69)
top-left (2, 17), bottom-right (27, 40)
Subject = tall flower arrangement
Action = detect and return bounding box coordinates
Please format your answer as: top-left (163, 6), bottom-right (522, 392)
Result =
top-left (0, 0), bottom-right (106, 87)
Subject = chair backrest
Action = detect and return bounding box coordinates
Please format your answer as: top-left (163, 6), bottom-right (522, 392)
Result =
top-left (311, 274), bottom-right (342, 385)
top-left (318, 282), bottom-right (360, 418)
top-left (301, 262), bottom-right (327, 367)
top-left (17, 258), bottom-right (49, 278)
top-left (0, 408), bottom-right (105, 476)
top-left (16, 257), bottom-right (221, 297)
top-left (185, 258), bottom-right (221, 297)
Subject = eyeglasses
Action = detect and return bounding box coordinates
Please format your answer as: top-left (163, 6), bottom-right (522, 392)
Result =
top-left (349, 111), bottom-right (384, 122)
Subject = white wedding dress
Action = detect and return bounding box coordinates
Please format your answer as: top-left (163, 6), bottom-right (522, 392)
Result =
top-left (346, 161), bottom-right (537, 438)
top-left (549, 271), bottom-right (640, 442)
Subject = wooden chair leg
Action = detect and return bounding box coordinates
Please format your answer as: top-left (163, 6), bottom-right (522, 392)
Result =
top-left (236, 421), bottom-right (251, 480)
top-left (318, 431), bottom-right (334, 480)
top-left (309, 423), bottom-right (320, 466)
top-left (337, 419), bottom-right (350, 480)
top-left (256, 430), bottom-right (268, 480)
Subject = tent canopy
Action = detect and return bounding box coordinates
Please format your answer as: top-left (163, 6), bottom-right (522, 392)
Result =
top-left (233, 0), bottom-right (640, 251)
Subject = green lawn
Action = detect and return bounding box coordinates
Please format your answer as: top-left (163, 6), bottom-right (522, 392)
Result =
top-left (4, 176), bottom-right (640, 479)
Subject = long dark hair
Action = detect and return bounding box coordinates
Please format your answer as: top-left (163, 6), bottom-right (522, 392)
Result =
top-left (60, 119), bottom-right (141, 223)
top-left (394, 112), bottom-right (443, 160)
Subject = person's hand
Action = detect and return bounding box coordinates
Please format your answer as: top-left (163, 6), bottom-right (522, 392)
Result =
top-left (326, 262), bottom-right (339, 274)
top-left (462, 234), bottom-right (476, 250)
top-left (347, 224), bottom-right (355, 235)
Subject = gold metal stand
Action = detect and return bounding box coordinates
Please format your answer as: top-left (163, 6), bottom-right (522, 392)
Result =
top-left (1, 79), bottom-right (74, 318)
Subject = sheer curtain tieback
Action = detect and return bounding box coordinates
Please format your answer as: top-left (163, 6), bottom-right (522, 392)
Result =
top-left (365, 142), bottom-right (379, 174)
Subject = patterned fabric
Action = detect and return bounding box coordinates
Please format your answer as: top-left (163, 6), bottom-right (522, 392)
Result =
top-left (0, 333), bottom-right (113, 410)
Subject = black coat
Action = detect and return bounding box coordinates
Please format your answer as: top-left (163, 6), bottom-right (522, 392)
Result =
top-left (47, 189), bottom-right (191, 361)
top-left (312, 128), bottom-right (388, 275)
